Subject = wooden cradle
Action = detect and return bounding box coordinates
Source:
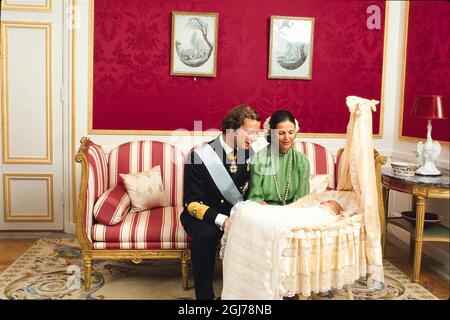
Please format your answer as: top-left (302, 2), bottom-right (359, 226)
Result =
top-left (221, 97), bottom-right (386, 299)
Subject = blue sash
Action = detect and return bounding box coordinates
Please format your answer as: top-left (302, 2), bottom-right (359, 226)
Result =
top-left (196, 143), bottom-right (243, 205)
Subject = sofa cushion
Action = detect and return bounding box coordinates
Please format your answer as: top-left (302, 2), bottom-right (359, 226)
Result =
top-left (107, 141), bottom-right (185, 207)
top-left (119, 166), bottom-right (169, 213)
top-left (92, 241), bottom-right (190, 250)
top-left (294, 141), bottom-right (336, 189)
top-left (92, 206), bottom-right (190, 249)
top-left (309, 174), bottom-right (331, 195)
top-left (93, 185), bottom-right (131, 225)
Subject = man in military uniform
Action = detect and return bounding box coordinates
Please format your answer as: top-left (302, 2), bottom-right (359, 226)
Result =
top-left (180, 104), bottom-right (261, 300)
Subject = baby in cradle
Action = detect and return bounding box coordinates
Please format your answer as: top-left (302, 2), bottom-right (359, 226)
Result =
top-left (318, 200), bottom-right (350, 220)
top-left (219, 199), bottom-right (350, 260)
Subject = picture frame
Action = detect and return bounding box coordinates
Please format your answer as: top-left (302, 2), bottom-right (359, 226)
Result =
top-left (268, 16), bottom-right (314, 80)
top-left (170, 11), bottom-right (218, 77)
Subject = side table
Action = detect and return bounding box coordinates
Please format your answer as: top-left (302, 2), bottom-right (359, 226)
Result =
top-left (381, 167), bottom-right (449, 282)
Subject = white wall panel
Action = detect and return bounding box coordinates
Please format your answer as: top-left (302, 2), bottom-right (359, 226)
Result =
top-left (1, 0), bottom-right (51, 12)
top-left (3, 174), bottom-right (53, 221)
top-left (2, 22), bottom-right (52, 163)
top-left (0, 0), bottom-right (64, 231)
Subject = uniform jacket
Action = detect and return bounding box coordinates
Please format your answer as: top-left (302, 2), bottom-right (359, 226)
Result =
top-left (182, 135), bottom-right (252, 225)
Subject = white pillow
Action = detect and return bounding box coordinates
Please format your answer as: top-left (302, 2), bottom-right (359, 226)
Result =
top-left (119, 166), bottom-right (169, 213)
top-left (309, 174), bottom-right (330, 195)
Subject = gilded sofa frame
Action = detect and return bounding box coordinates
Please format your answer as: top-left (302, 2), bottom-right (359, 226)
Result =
top-left (75, 137), bottom-right (191, 291)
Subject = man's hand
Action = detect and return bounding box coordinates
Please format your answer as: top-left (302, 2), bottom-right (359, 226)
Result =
top-left (222, 217), bottom-right (232, 233)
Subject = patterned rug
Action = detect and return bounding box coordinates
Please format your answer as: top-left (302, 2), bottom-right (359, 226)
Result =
top-left (0, 238), bottom-right (438, 300)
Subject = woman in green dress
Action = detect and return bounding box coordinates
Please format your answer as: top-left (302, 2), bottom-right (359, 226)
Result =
top-left (248, 110), bottom-right (310, 205)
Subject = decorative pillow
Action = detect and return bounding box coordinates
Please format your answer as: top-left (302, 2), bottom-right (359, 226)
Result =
top-left (309, 174), bottom-right (331, 195)
top-left (119, 165), bottom-right (169, 213)
top-left (93, 184), bottom-right (131, 225)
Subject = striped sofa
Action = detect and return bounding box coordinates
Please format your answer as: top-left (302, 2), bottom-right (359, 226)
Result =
top-left (75, 137), bottom-right (190, 291)
top-left (75, 137), bottom-right (353, 292)
top-left (293, 140), bottom-right (337, 189)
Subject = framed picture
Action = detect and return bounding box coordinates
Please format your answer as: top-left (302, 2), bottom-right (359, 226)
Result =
top-left (269, 16), bottom-right (314, 80)
top-left (171, 12), bottom-right (218, 77)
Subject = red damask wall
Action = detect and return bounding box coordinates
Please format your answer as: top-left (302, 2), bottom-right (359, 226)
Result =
top-left (93, 0), bottom-right (385, 134)
top-left (401, 1), bottom-right (449, 142)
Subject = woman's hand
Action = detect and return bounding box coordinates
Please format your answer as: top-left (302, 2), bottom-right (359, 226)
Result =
top-left (259, 201), bottom-right (268, 205)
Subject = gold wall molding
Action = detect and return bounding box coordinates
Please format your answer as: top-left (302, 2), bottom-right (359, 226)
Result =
top-left (87, 0), bottom-right (94, 135)
top-left (3, 173), bottom-right (54, 222)
top-left (1, 0), bottom-right (52, 12)
top-left (1, 21), bottom-right (54, 164)
top-left (398, 2), bottom-right (448, 146)
top-left (86, 1), bottom-right (388, 138)
top-left (71, 0), bottom-right (77, 222)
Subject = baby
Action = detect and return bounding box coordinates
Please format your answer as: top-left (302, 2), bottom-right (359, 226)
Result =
top-left (219, 199), bottom-right (350, 260)
top-left (319, 200), bottom-right (349, 219)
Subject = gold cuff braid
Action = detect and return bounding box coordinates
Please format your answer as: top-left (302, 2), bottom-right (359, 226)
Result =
top-left (187, 202), bottom-right (209, 220)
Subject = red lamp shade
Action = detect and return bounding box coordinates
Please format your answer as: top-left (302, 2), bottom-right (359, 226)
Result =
top-left (411, 95), bottom-right (447, 119)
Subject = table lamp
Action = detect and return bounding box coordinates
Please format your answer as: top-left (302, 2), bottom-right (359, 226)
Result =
top-left (411, 95), bottom-right (447, 176)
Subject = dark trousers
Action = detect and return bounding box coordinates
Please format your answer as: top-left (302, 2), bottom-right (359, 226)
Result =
top-left (180, 211), bottom-right (223, 300)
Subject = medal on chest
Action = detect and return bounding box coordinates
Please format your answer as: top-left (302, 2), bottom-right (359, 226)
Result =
top-left (228, 153), bottom-right (238, 173)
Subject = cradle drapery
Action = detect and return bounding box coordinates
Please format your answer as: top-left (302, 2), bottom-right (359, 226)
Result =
top-left (337, 96), bottom-right (384, 286)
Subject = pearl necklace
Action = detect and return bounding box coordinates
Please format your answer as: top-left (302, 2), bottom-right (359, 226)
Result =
top-left (268, 147), bottom-right (293, 205)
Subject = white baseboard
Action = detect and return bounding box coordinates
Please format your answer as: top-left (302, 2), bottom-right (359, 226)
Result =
top-left (387, 225), bottom-right (449, 269)
top-left (64, 222), bottom-right (76, 234)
